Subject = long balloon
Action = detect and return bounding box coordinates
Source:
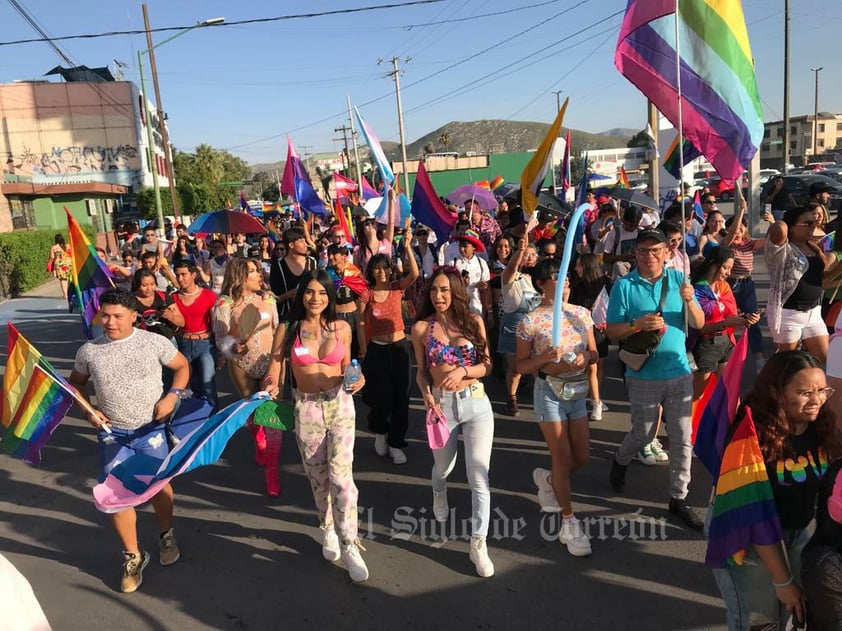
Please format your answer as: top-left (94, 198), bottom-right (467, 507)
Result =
top-left (552, 202), bottom-right (591, 346)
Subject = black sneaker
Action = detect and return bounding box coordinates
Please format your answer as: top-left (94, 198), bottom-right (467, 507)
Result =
top-left (669, 498), bottom-right (704, 531)
top-left (609, 456), bottom-right (627, 493)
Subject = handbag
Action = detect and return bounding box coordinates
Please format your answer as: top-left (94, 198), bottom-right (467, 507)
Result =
top-left (46, 257), bottom-right (55, 273)
top-left (618, 275), bottom-right (669, 371)
top-left (426, 406), bottom-right (451, 450)
top-left (543, 372), bottom-right (589, 401)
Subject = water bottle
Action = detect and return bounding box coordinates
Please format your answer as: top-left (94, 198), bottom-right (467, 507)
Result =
top-left (343, 359), bottom-right (362, 393)
top-left (561, 351), bottom-right (578, 365)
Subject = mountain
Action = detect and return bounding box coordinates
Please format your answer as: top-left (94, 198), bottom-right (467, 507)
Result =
top-left (388, 120), bottom-right (631, 160)
top-left (250, 160), bottom-right (285, 176)
top-left (598, 127), bottom-right (639, 138)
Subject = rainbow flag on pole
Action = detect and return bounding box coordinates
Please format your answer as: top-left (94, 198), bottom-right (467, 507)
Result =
top-left (1, 324), bottom-right (76, 465)
top-left (615, 0), bottom-right (763, 184)
top-left (662, 134), bottom-right (702, 180)
top-left (65, 207), bottom-right (114, 339)
top-left (521, 97), bottom-right (568, 218)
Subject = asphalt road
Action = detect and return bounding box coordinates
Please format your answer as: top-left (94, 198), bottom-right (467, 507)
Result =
top-left (0, 277), bottom-right (757, 631)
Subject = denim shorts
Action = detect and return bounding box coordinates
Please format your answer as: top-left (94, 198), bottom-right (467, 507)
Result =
top-left (533, 375), bottom-right (588, 422)
top-left (97, 422), bottom-right (168, 480)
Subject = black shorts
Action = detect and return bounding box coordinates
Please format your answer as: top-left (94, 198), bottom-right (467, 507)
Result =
top-left (693, 335), bottom-right (733, 373)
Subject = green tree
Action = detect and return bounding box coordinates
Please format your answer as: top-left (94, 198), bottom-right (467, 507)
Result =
top-left (439, 133), bottom-right (451, 151)
top-left (172, 143), bottom-right (253, 212)
top-left (627, 129), bottom-right (650, 148)
top-left (137, 187), bottom-right (173, 219)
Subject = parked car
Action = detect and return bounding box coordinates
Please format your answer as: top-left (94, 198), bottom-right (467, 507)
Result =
top-left (708, 176), bottom-right (748, 202)
top-left (780, 174), bottom-right (842, 212)
top-left (758, 169), bottom-right (780, 186)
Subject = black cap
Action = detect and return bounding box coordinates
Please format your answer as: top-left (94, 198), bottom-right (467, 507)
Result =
top-left (810, 182), bottom-right (835, 196)
top-left (636, 229), bottom-right (666, 244)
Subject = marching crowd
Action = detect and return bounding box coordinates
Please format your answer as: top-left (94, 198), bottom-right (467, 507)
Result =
top-left (50, 180), bottom-right (842, 630)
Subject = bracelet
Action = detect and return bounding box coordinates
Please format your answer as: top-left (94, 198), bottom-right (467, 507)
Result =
top-left (462, 366), bottom-right (469, 379)
top-left (772, 575), bottom-right (793, 588)
top-left (262, 376), bottom-right (276, 385)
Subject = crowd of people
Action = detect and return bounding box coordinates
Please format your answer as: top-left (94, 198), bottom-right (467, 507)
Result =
top-left (59, 179), bottom-right (842, 630)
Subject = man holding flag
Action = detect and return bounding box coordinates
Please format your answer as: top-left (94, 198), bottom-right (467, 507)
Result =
top-left (69, 289), bottom-right (191, 593)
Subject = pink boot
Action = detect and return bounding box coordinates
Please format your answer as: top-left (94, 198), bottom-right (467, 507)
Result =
top-left (263, 428), bottom-right (283, 496)
top-left (249, 421), bottom-right (267, 466)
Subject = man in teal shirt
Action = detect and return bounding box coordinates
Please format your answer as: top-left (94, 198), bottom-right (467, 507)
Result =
top-left (606, 229), bottom-right (706, 530)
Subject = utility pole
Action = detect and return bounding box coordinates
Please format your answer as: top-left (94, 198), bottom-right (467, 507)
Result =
top-left (811, 66), bottom-right (823, 159)
top-left (347, 94), bottom-right (363, 195)
top-left (299, 145), bottom-right (313, 172)
top-left (782, 0), bottom-right (790, 173)
top-left (381, 56), bottom-right (411, 196)
top-left (552, 90), bottom-right (563, 113)
top-left (142, 4), bottom-right (181, 222)
top-left (334, 124), bottom-right (353, 175)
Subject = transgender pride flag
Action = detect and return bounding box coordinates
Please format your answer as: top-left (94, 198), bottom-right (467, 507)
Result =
top-left (615, 0), bottom-right (763, 183)
top-left (354, 106), bottom-right (395, 187)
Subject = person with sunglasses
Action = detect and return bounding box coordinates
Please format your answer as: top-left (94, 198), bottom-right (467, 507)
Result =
top-left (709, 351), bottom-right (842, 630)
top-left (766, 205), bottom-right (834, 362)
top-left (354, 190), bottom-right (396, 272)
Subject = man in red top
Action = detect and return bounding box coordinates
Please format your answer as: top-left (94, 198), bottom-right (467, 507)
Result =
top-left (172, 261), bottom-right (218, 410)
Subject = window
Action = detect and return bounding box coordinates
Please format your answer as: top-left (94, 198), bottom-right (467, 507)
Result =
top-left (837, 122), bottom-right (842, 132)
top-left (761, 143), bottom-right (770, 152)
top-left (819, 139), bottom-right (825, 148)
top-left (791, 126), bottom-right (797, 135)
top-left (764, 128), bottom-right (770, 139)
top-left (777, 127), bottom-right (783, 137)
top-left (819, 124), bottom-right (825, 132)
top-left (9, 197), bottom-right (34, 230)
top-left (790, 141), bottom-right (798, 151)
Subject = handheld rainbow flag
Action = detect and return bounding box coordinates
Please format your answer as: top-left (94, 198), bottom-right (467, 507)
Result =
top-left (490, 175), bottom-right (505, 191)
top-left (2, 324), bottom-right (76, 465)
top-left (521, 97), bottom-right (569, 218)
top-left (334, 198), bottom-right (353, 244)
top-left (662, 134), bottom-right (702, 181)
top-left (410, 161), bottom-right (457, 244)
top-left (615, 0), bottom-right (763, 184)
top-left (616, 166), bottom-right (631, 189)
top-left (354, 106), bottom-right (395, 186)
top-left (705, 406), bottom-right (784, 567)
top-left (65, 207), bottom-right (114, 338)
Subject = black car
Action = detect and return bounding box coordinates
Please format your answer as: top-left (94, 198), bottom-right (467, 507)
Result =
top-left (780, 174), bottom-right (842, 213)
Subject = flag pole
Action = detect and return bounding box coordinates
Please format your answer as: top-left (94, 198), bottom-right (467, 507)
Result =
top-left (674, 0), bottom-right (691, 338)
top-left (347, 94), bottom-right (364, 198)
top-left (34, 364), bottom-right (111, 433)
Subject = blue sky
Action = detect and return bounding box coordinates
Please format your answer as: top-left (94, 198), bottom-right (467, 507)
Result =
top-left (0, 0), bottom-right (839, 165)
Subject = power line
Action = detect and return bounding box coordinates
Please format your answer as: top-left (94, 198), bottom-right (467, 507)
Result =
top-left (0, 0), bottom-right (445, 47)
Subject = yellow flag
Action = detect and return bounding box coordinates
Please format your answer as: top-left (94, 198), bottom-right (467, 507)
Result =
top-left (520, 97), bottom-right (569, 217)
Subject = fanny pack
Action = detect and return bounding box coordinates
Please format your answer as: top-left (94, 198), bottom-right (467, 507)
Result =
top-left (618, 276), bottom-right (669, 372)
top-left (540, 371), bottom-right (589, 401)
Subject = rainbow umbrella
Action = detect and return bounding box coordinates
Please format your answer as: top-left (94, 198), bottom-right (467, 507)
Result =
top-left (187, 209), bottom-right (267, 235)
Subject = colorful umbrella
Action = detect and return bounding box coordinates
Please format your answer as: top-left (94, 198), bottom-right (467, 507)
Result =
top-left (187, 210), bottom-right (267, 235)
top-left (447, 184), bottom-right (498, 211)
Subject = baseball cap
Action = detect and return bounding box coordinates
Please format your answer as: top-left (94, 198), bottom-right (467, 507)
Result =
top-left (636, 229), bottom-right (666, 245)
top-left (810, 182), bottom-right (835, 196)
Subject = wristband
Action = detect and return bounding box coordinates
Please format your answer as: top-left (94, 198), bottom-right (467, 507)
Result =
top-left (772, 575), bottom-right (793, 588)
top-left (168, 388), bottom-right (190, 399)
top-left (462, 366), bottom-right (469, 379)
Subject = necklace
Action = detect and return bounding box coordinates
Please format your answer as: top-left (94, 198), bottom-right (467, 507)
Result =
top-left (180, 286), bottom-right (201, 297)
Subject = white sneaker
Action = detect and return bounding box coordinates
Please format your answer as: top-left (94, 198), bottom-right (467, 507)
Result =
top-left (374, 434), bottom-right (388, 457)
top-left (532, 467), bottom-right (553, 493)
top-left (559, 516), bottom-right (592, 557)
top-left (537, 489), bottom-right (562, 513)
top-left (469, 536), bottom-right (495, 578)
top-left (636, 443), bottom-right (657, 465)
top-left (433, 488), bottom-right (449, 523)
top-left (340, 540), bottom-right (369, 583)
top-left (650, 438), bottom-right (669, 463)
top-left (389, 447), bottom-right (407, 465)
top-left (321, 527), bottom-right (340, 562)
top-left (589, 400), bottom-right (603, 421)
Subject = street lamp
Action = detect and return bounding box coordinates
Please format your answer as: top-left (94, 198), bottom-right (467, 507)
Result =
top-left (138, 4), bottom-right (224, 233)
top-left (811, 66), bottom-right (823, 159)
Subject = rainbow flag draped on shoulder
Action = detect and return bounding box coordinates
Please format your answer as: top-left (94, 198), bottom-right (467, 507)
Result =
top-left (65, 207), bottom-right (114, 338)
top-left (1, 324), bottom-right (76, 465)
top-left (615, 0), bottom-right (763, 183)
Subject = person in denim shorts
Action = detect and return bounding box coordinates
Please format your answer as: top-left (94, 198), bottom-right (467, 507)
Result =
top-left (70, 289), bottom-right (190, 594)
top-left (516, 258), bottom-right (597, 557)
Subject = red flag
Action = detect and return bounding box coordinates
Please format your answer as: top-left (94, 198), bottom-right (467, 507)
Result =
top-left (334, 198), bottom-right (353, 245)
top-left (281, 136), bottom-right (298, 197)
top-left (334, 172), bottom-right (358, 197)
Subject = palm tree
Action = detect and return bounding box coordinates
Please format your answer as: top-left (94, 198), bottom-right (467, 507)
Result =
top-left (422, 142), bottom-right (436, 156)
top-left (439, 133), bottom-right (451, 152)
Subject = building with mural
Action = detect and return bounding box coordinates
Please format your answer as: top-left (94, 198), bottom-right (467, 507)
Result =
top-left (0, 68), bottom-right (168, 236)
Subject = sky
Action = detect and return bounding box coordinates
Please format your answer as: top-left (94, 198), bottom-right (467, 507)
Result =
top-left (0, 0), bottom-right (839, 166)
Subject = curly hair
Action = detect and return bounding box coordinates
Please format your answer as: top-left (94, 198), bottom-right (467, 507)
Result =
top-left (220, 257), bottom-right (260, 302)
top-left (741, 350), bottom-right (842, 461)
top-left (416, 267), bottom-right (488, 362)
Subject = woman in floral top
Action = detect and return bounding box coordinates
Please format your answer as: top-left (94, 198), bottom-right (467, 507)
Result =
top-left (213, 257), bottom-right (282, 495)
top-left (50, 234), bottom-right (72, 299)
top-left (516, 258), bottom-right (597, 558)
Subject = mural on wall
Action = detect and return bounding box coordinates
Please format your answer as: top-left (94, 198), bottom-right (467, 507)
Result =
top-left (4, 143), bottom-right (138, 176)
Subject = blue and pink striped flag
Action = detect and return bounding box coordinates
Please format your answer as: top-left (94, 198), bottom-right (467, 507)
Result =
top-left (615, 0), bottom-right (763, 184)
top-left (354, 106), bottom-right (395, 187)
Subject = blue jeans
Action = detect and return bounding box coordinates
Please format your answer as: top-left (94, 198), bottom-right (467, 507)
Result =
top-left (177, 337), bottom-right (217, 411)
top-left (431, 386), bottom-right (494, 537)
top-left (728, 276), bottom-right (763, 355)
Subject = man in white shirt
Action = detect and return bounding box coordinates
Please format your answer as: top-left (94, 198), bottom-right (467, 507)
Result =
top-left (452, 230), bottom-right (491, 315)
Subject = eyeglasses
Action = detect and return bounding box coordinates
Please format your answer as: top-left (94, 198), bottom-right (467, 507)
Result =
top-left (703, 200), bottom-right (716, 205)
top-left (795, 220), bottom-right (820, 228)
top-left (668, 237), bottom-right (683, 244)
top-left (794, 387), bottom-right (835, 402)
top-left (636, 247), bottom-right (665, 257)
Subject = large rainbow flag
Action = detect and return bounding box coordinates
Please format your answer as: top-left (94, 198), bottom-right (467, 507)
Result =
top-left (521, 97), bottom-right (568, 218)
top-left (1, 324), bottom-right (76, 465)
top-left (705, 406), bottom-right (783, 567)
top-left (65, 207), bottom-right (114, 339)
top-left (662, 134), bottom-right (703, 181)
top-left (615, 0), bottom-right (763, 184)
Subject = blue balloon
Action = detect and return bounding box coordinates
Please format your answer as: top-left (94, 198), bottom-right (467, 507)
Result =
top-left (552, 202), bottom-right (591, 346)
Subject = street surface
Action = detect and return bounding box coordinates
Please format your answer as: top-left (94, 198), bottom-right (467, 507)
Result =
top-left (0, 269), bottom-right (769, 631)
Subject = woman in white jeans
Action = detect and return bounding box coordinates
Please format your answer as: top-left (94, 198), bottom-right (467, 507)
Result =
top-left (410, 266), bottom-right (494, 578)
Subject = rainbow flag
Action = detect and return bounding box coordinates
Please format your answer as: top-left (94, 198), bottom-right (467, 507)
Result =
top-left (1, 324), bottom-right (76, 465)
top-left (662, 134), bottom-right (702, 181)
top-left (616, 166), bottom-right (630, 189)
top-left (474, 180), bottom-right (491, 191)
top-left (615, 0), bottom-right (763, 183)
top-left (490, 175), bottom-right (505, 191)
top-left (521, 97), bottom-right (568, 218)
top-left (65, 208), bottom-right (114, 338)
top-left (410, 161), bottom-right (457, 244)
top-left (334, 198), bottom-right (353, 245)
top-left (705, 406), bottom-right (784, 567)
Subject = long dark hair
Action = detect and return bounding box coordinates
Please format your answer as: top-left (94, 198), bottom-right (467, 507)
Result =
top-left (416, 267), bottom-right (488, 362)
top-left (570, 252), bottom-right (607, 308)
top-left (132, 268), bottom-right (158, 292)
top-left (690, 246), bottom-right (733, 284)
top-left (741, 350), bottom-right (842, 461)
top-left (364, 253), bottom-right (394, 287)
top-left (281, 270), bottom-right (338, 354)
top-left (490, 234), bottom-right (513, 267)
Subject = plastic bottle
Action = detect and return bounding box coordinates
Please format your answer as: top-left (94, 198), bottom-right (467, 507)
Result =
top-left (343, 359), bottom-right (362, 393)
top-left (561, 351), bottom-right (578, 364)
